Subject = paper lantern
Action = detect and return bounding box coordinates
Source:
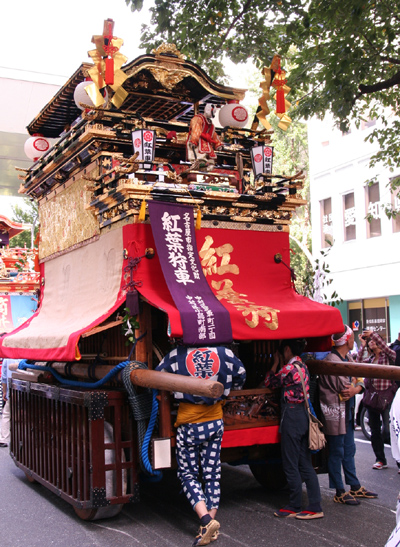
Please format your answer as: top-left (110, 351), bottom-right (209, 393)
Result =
top-left (218, 100), bottom-right (249, 128)
top-left (24, 134), bottom-right (50, 161)
top-left (132, 129), bottom-right (156, 169)
top-left (250, 144), bottom-right (274, 179)
top-left (73, 80), bottom-right (109, 110)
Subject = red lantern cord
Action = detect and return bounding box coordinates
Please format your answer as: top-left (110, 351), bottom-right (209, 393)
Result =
top-left (272, 58), bottom-right (287, 114)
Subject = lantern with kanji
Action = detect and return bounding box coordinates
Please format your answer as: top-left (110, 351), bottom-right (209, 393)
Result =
top-left (250, 144), bottom-right (274, 180)
top-left (132, 129), bottom-right (156, 169)
top-left (218, 100), bottom-right (249, 128)
top-left (24, 134), bottom-right (51, 162)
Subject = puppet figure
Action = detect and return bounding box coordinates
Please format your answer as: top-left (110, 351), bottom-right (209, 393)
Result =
top-left (187, 103), bottom-right (223, 171)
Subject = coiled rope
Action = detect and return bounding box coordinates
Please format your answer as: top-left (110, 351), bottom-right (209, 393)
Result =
top-left (122, 361), bottom-right (162, 480)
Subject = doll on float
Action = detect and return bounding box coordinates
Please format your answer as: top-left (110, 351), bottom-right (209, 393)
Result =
top-left (186, 103), bottom-right (223, 171)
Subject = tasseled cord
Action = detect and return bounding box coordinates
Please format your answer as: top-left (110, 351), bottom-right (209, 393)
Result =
top-left (275, 85), bottom-right (286, 114)
top-left (105, 57), bottom-right (114, 86)
top-left (195, 207), bottom-right (202, 230)
top-left (138, 199), bottom-right (146, 222)
top-left (273, 58), bottom-right (287, 115)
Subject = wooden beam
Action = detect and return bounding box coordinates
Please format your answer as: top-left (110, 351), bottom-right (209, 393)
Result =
top-left (307, 359), bottom-right (400, 380)
top-left (130, 368), bottom-right (224, 398)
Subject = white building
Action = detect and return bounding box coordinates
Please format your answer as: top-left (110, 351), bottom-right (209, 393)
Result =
top-left (0, 74), bottom-right (60, 213)
top-left (308, 114), bottom-right (400, 343)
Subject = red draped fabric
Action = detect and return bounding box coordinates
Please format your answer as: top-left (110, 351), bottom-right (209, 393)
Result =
top-left (0, 229), bottom-right (125, 361)
top-left (0, 222), bottom-right (343, 361)
top-left (126, 223), bottom-right (343, 346)
top-left (222, 425), bottom-right (280, 448)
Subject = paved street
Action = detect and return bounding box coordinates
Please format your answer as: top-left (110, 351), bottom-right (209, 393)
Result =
top-left (0, 431), bottom-right (397, 547)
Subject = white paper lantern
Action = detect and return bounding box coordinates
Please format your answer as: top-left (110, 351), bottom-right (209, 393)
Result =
top-left (73, 80), bottom-right (109, 110)
top-left (132, 129), bottom-right (156, 169)
top-left (24, 134), bottom-right (50, 161)
top-left (250, 144), bottom-right (274, 179)
top-left (218, 100), bottom-right (249, 128)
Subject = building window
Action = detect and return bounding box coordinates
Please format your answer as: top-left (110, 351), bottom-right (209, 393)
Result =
top-left (348, 298), bottom-right (390, 343)
top-left (361, 118), bottom-right (376, 130)
top-left (366, 182), bottom-right (381, 238)
top-left (344, 192), bottom-right (356, 241)
top-left (320, 198), bottom-right (333, 247)
top-left (392, 188), bottom-right (400, 233)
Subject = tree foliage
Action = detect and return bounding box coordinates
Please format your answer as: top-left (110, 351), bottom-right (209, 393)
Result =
top-left (233, 66), bottom-right (316, 296)
top-left (125, 0), bottom-right (400, 181)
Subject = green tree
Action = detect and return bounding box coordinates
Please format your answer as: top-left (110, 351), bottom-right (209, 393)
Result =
top-left (125, 0), bottom-right (352, 301)
top-left (10, 199), bottom-right (38, 249)
top-left (125, 0), bottom-right (400, 187)
top-left (241, 68), bottom-right (316, 297)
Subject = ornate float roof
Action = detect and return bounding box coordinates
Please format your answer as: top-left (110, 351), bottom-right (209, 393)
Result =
top-left (27, 48), bottom-right (246, 139)
top-left (0, 215), bottom-right (31, 239)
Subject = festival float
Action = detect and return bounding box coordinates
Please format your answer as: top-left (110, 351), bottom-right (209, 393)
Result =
top-left (0, 20), bottom-right (380, 520)
top-left (0, 216), bottom-right (39, 333)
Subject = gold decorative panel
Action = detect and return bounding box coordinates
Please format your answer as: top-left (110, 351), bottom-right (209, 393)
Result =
top-left (39, 176), bottom-right (99, 259)
top-left (149, 67), bottom-right (187, 90)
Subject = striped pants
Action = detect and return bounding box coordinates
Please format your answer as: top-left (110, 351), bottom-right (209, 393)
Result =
top-left (176, 419), bottom-right (224, 511)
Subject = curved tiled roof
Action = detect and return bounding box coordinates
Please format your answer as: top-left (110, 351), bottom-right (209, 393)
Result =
top-left (0, 215), bottom-right (31, 238)
top-left (27, 53), bottom-right (246, 138)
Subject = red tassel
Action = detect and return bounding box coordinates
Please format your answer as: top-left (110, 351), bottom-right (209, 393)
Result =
top-left (276, 87), bottom-right (286, 114)
top-left (105, 57), bottom-right (114, 86)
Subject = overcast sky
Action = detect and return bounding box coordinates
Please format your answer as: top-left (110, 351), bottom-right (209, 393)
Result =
top-left (1, 1), bottom-right (153, 84)
top-left (0, 1), bottom-right (252, 218)
top-left (0, 1), bottom-right (154, 216)
top-left (1, 1), bottom-right (250, 86)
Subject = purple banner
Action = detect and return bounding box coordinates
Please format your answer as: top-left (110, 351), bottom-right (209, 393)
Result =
top-left (148, 201), bottom-right (232, 345)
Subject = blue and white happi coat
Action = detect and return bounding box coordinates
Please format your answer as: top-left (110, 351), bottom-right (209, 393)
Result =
top-left (155, 345), bottom-right (246, 405)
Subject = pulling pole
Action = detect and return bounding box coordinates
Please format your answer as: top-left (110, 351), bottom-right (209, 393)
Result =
top-left (130, 368), bottom-right (224, 398)
top-left (11, 362), bottom-right (224, 398)
top-left (307, 359), bottom-right (400, 381)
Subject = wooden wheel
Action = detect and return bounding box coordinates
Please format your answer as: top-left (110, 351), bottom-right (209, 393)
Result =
top-left (24, 471), bottom-right (37, 483)
top-left (74, 504), bottom-right (123, 521)
top-left (249, 462), bottom-right (287, 491)
top-left (73, 507), bottom-right (99, 521)
top-left (74, 421), bottom-right (127, 521)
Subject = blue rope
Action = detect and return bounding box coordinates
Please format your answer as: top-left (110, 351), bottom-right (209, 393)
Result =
top-left (17, 332), bottom-right (147, 388)
top-left (140, 388), bottom-right (162, 480)
top-left (18, 359), bottom-right (130, 388)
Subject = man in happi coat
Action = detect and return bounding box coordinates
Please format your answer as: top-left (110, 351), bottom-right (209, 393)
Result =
top-left (156, 345), bottom-right (245, 545)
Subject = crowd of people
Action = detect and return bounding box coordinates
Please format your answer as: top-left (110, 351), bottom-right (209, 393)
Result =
top-left (154, 324), bottom-right (400, 545)
top-left (2, 326), bottom-right (400, 546)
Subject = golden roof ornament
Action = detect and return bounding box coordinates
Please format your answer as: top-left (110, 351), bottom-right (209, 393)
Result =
top-left (149, 44), bottom-right (187, 90)
top-left (152, 43), bottom-right (185, 60)
top-left (255, 54), bottom-right (292, 132)
top-left (86, 18), bottom-right (129, 109)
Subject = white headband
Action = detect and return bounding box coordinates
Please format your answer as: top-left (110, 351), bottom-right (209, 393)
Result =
top-left (332, 325), bottom-right (353, 346)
